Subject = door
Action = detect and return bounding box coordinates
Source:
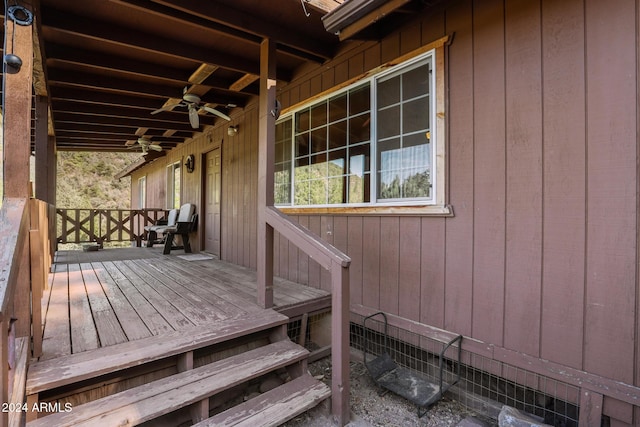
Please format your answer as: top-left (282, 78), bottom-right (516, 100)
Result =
top-left (204, 148), bottom-right (221, 257)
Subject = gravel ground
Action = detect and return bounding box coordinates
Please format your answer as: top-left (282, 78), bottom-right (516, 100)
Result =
top-left (283, 358), bottom-right (495, 427)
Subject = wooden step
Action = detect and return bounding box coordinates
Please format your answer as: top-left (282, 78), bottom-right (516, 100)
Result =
top-left (195, 373), bottom-right (331, 427)
top-left (27, 339), bottom-right (308, 427)
top-left (27, 309), bottom-right (288, 397)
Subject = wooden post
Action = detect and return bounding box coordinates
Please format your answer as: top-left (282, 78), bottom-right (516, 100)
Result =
top-left (29, 201), bottom-right (44, 357)
top-left (34, 96), bottom-right (52, 203)
top-left (331, 261), bottom-right (350, 426)
top-left (256, 38), bottom-right (277, 309)
top-left (3, 4), bottom-right (34, 200)
top-left (578, 389), bottom-right (603, 427)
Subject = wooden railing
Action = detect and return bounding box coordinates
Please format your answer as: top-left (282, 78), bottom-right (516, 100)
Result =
top-left (0, 198), bottom-right (53, 427)
top-left (264, 206), bottom-right (351, 425)
top-left (56, 208), bottom-right (168, 247)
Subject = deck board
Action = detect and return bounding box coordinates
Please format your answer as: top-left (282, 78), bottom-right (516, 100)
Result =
top-left (40, 248), bottom-right (330, 360)
top-left (90, 262), bottom-right (152, 341)
top-left (68, 264), bottom-right (100, 353)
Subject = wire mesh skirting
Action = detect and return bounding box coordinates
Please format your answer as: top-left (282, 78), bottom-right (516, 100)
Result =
top-left (349, 314), bottom-right (580, 427)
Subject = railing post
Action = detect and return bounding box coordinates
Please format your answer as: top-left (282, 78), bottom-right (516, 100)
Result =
top-left (331, 261), bottom-right (350, 426)
top-left (0, 316), bottom-right (8, 427)
top-left (29, 200), bottom-right (45, 357)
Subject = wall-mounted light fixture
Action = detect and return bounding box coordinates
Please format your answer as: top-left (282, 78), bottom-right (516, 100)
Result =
top-left (227, 125), bottom-right (239, 136)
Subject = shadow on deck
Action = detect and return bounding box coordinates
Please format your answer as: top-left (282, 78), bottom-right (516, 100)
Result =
top-left (26, 248), bottom-right (332, 426)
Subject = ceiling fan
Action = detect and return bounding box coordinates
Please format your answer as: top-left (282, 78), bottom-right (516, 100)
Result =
top-left (126, 137), bottom-right (163, 155)
top-left (151, 87), bottom-right (231, 129)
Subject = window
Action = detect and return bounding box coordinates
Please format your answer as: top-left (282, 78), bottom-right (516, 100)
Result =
top-left (138, 176), bottom-right (146, 209)
top-left (167, 162), bottom-right (181, 209)
top-left (274, 46), bottom-right (447, 214)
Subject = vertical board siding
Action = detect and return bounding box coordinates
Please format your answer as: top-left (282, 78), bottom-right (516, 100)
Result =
top-left (128, 0), bottom-right (640, 421)
top-left (379, 217), bottom-right (400, 315)
top-left (420, 218), bottom-right (446, 329)
top-left (470, 0), bottom-right (507, 347)
top-left (444, 0), bottom-right (474, 337)
top-left (584, 0), bottom-right (637, 384)
top-left (398, 217), bottom-right (422, 321)
top-left (503, 0), bottom-right (543, 357)
top-left (540, 0), bottom-right (586, 371)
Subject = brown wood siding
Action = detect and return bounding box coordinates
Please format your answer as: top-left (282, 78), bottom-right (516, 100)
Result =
top-left (129, 0), bottom-right (640, 422)
top-left (584, 0), bottom-right (636, 385)
top-left (540, 0), bottom-right (586, 372)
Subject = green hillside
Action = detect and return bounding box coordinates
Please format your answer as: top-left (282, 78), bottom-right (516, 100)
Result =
top-left (56, 152), bottom-right (141, 209)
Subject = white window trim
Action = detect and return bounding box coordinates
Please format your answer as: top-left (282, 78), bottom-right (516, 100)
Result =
top-left (166, 161), bottom-right (181, 209)
top-left (138, 176), bottom-right (147, 209)
top-left (278, 36), bottom-right (451, 216)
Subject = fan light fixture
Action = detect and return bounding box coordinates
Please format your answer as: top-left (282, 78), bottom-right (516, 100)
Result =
top-left (227, 125), bottom-right (239, 136)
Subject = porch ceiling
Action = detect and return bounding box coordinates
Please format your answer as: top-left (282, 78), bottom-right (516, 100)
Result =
top-left (1, 0), bottom-right (435, 155)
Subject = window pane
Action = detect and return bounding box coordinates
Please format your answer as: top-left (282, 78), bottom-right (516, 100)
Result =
top-left (349, 113), bottom-right (370, 144)
top-left (275, 161), bottom-right (291, 204)
top-left (402, 168), bottom-right (430, 198)
top-left (309, 179), bottom-right (326, 205)
top-left (173, 165), bottom-right (181, 209)
top-left (310, 153), bottom-right (327, 177)
top-left (378, 138), bottom-right (402, 174)
top-left (348, 172), bottom-right (369, 203)
top-left (350, 84), bottom-right (370, 115)
top-left (329, 94), bottom-right (347, 122)
top-left (328, 177), bottom-right (346, 204)
top-left (402, 96), bottom-right (429, 134)
top-left (402, 64), bottom-right (430, 99)
top-left (295, 133), bottom-right (310, 157)
top-left (294, 180), bottom-right (310, 205)
top-left (377, 106), bottom-right (400, 139)
top-left (311, 103), bottom-right (327, 128)
top-left (296, 110), bottom-right (310, 132)
top-left (311, 129), bottom-right (327, 153)
top-left (349, 143), bottom-right (371, 174)
top-left (378, 75), bottom-right (400, 108)
top-left (328, 149), bottom-right (346, 176)
top-left (329, 119), bottom-right (347, 150)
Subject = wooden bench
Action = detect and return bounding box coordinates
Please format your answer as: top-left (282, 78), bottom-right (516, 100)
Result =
top-left (194, 373), bottom-right (331, 426)
top-left (27, 340), bottom-right (309, 427)
top-left (26, 310), bottom-right (289, 412)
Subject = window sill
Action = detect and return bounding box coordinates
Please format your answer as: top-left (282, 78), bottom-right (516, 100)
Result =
top-left (277, 204), bottom-right (454, 217)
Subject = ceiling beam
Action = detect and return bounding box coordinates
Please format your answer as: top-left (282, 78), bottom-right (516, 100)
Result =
top-left (54, 112), bottom-right (202, 131)
top-left (50, 99), bottom-right (218, 126)
top-left (146, 0), bottom-right (335, 61)
top-left (41, 4), bottom-right (260, 75)
top-left (48, 69), bottom-right (182, 99)
top-left (45, 43), bottom-right (191, 83)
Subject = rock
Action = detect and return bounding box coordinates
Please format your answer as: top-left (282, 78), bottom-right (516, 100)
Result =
top-left (457, 416), bottom-right (492, 427)
top-left (498, 405), bottom-right (552, 427)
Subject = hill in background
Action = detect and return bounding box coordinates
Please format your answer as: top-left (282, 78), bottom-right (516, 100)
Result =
top-left (56, 151), bottom-right (141, 209)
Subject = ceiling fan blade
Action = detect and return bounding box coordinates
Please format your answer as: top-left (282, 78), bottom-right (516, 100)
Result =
top-left (148, 144), bottom-right (163, 152)
top-left (202, 105), bottom-right (231, 121)
top-left (151, 104), bottom-right (180, 115)
top-left (188, 105), bottom-right (200, 128)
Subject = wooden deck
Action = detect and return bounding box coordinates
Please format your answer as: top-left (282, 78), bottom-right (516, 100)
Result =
top-left (42, 247), bottom-right (330, 361)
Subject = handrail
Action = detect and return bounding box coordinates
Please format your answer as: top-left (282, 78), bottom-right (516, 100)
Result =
top-left (0, 198), bottom-right (29, 315)
top-left (0, 198), bottom-right (30, 427)
top-left (264, 205), bottom-right (351, 425)
top-left (264, 206), bottom-right (350, 268)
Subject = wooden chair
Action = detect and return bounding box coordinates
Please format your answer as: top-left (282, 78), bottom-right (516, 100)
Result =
top-left (144, 209), bottom-right (178, 248)
top-left (161, 204), bottom-right (197, 255)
